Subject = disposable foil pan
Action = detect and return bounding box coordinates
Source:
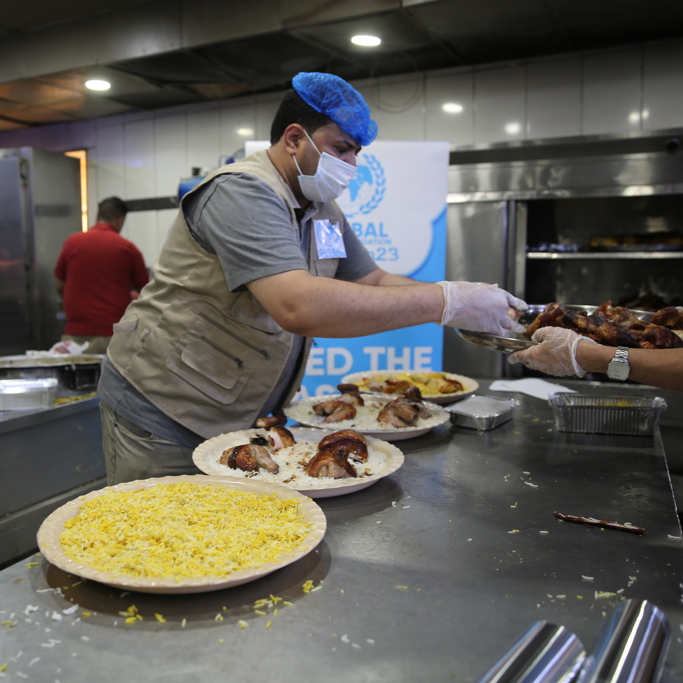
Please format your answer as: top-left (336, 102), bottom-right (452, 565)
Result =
top-left (548, 393), bottom-right (667, 436)
top-left (476, 621), bottom-right (586, 683)
top-left (578, 599), bottom-right (670, 683)
top-left (0, 378), bottom-right (58, 411)
top-left (446, 394), bottom-right (518, 431)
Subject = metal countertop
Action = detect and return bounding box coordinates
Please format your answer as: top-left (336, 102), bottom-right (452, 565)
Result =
top-left (1, 380), bottom-right (682, 682)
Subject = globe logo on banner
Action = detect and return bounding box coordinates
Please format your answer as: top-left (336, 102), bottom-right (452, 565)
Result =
top-left (337, 154), bottom-right (385, 218)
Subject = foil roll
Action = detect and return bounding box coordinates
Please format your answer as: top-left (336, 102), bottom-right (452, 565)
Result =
top-left (477, 621), bottom-right (586, 683)
top-left (578, 600), bottom-right (670, 683)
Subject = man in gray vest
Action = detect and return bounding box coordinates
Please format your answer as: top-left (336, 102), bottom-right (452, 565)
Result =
top-left (99, 71), bottom-right (527, 484)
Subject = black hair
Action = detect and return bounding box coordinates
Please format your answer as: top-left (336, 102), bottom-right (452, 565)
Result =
top-left (269, 90), bottom-right (333, 144)
top-left (97, 196), bottom-right (128, 223)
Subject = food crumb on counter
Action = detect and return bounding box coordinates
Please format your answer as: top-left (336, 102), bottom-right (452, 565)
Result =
top-left (524, 482), bottom-right (538, 488)
top-left (181, 618), bottom-right (187, 628)
top-left (238, 620), bottom-right (248, 629)
top-left (508, 530), bottom-right (520, 534)
top-left (595, 591), bottom-right (617, 599)
top-left (395, 585), bottom-right (408, 590)
top-left (581, 575), bottom-right (594, 582)
top-left (214, 614), bottom-right (224, 622)
top-left (154, 614), bottom-right (166, 623)
top-left (24, 563), bottom-right (39, 569)
top-left (539, 530), bottom-right (548, 534)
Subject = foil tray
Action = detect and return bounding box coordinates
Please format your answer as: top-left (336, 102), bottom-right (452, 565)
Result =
top-left (0, 378), bottom-right (59, 411)
top-left (447, 395), bottom-right (518, 431)
top-left (548, 393), bottom-right (667, 436)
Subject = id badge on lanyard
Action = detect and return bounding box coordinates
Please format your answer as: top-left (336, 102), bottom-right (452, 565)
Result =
top-left (314, 220), bottom-right (347, 259)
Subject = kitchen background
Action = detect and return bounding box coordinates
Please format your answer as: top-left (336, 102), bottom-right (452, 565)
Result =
top-left (0, 38), bottom-right (682, 268)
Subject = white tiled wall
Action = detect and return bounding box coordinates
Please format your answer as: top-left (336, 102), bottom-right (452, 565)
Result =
top-left (1, 38), bottom-right (682, 266)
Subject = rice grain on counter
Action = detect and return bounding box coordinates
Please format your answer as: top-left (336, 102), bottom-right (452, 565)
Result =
top-left (59, 482), bottom-right (309, 581)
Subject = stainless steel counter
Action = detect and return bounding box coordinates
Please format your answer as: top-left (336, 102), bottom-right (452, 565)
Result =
top-left (0, 397), bottom-right (106, 567)
top-left (1, 380), bottom-right (682, 682)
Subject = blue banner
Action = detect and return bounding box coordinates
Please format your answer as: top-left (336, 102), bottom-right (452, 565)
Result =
top-left (295, 141), bottom-right (450, 400)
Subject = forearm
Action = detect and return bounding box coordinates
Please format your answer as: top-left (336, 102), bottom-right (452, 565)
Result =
top-left (576, 342), bottom-right (683, 391)
top-left (248, 271), bottom-right (445, 338)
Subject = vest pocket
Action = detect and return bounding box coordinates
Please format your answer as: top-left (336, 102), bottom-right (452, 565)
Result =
top-left (166, 324), bottom-right (266, 404)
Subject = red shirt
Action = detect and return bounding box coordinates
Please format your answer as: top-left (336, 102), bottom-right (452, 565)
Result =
top-left (54, 222), bottom-right (149, 336)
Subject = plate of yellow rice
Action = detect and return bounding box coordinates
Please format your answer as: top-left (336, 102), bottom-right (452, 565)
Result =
top-left (37, 474), bottom-right (326, 593)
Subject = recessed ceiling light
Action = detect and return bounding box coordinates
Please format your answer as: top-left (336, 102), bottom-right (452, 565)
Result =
top-left (442, 102), bottom-right (464, 114)
top-left (237, 128), bottom-right (254, 137)
top-left (505, 122), bottom-right (521, 135)
top-left (85, 79), bottom-right (111, 91)
top-left (351, 35), bottom-right (381, 47)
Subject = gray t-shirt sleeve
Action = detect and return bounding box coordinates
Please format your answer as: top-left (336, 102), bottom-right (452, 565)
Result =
top-left (183, 173), bottom-right (308, 292)
top-left (183, 172), bottom-right (379, 291)
top-left (335, 217), bottom-right (379, 282)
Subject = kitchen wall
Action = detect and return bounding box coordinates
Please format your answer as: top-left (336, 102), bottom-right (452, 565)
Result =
top-left (0, 39), bottom-right (682, 267)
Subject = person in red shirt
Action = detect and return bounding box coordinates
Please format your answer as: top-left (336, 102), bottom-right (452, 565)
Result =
top-left (54, 197), bottom-right (149, 354)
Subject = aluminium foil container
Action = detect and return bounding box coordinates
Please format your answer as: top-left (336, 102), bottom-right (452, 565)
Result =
top-left (548, 393), bottom-right (667, 436)
top-left (447, 395), bottom-right (518, 431)
top-left (0, 378), bottom-right (58, 411)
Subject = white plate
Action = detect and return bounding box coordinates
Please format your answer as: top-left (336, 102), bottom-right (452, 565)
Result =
top-left (341, 370), bottom-right (478, 405)
top-left (284, 394), bottom-right (450, 441)
top-left (193, 427), bottom-right (404, 498)
top-left (36, 474), bottom-right (326, 594)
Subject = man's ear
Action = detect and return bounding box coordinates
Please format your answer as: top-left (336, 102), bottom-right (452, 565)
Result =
top-left (283, 124), bottom-right (305, 154)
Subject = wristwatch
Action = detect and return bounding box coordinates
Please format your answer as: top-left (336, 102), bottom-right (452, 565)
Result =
top-left (607, 346), bottom-right (630, 381)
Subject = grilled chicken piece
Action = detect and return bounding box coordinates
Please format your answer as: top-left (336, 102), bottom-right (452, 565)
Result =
top-left (255, 416), bottom-right (296, 451)
top-left (220, 444), bottom-right (279, 474)
top-left (651, 306), bottom-right (683, 330)
top-left (318, 429), bottom-right (368, 463)
top-left (313, 399), bottom-right (357, 423)
top-left (305, 449), bottom-right (357, 479)
top-left (425, 376), bottom-right (464, 394)
top-left (377, 396), bottom-right (421, 428)
top-left (336, 383), bottom-right (365, 406)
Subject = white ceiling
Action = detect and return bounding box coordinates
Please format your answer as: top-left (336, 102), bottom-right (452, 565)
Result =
top-left (1, 0), bottom-right (682, 132)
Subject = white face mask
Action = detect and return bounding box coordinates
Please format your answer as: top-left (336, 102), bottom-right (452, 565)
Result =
top-left (292, 130), bottom-right (357, 203)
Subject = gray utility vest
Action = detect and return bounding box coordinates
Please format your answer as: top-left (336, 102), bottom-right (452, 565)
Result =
top-left (107, 149), bottom-right (345, 438)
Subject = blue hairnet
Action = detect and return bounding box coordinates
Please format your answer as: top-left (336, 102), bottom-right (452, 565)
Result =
top-left (292, 72), bottom-right (378, 147)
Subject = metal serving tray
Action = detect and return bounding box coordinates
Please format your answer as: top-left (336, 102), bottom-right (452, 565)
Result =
top-left (548, 393), bottom-right (667, 436)
top-left (0, 378), bottom-right (59, 411)
top-left (447, 395), bottom-right (518, 431)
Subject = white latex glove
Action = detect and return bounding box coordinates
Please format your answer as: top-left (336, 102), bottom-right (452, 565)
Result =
top-left (437, 281), bottom-right (528, 336)
top-left (507, 326), bottom-right (598, 377)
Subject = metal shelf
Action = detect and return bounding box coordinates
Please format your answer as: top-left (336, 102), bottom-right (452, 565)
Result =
top-left (527, 251), bottom-right (683, 260)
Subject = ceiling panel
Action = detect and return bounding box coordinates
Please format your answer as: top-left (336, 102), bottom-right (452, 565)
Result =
top-left (0, 0), bottom-right (682, 130)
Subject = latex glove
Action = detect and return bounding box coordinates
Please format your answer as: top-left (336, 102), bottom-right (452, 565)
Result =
top-left (507, 326), bottom-right (598, 377)
top-left (437, 281), bottom-right (528, 336)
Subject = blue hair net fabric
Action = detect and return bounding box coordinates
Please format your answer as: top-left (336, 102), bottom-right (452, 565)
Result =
top-left (292, 72), bottom-right (378, 146)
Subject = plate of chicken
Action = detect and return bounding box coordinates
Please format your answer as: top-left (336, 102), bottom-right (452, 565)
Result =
top-left (341, 370), bottom-right (478, 404)
top-left (283, 383), bottom-right (450, 441)
top-left (192, 417), bottom-right (404, 498)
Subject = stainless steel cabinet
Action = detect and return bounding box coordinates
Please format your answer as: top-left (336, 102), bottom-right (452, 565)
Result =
top-left (443, 138), bottom-right (683, 379)
top-left (0, 147), bottom-right (81, 355)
